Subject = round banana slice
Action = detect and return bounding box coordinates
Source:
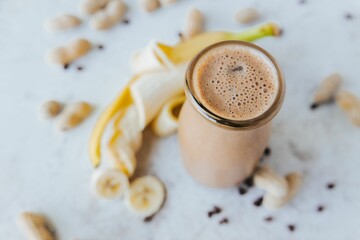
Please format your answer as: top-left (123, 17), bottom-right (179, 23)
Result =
top-left (124, 176), bottom-right (165, 217)
top-left (91, 169), bottom-right (129, 199)
top-left (151, 94), bottom-right (185, 137)
top-left (108, 135), bottom-right (137, 177)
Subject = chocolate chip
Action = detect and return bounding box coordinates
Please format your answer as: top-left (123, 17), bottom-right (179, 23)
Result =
top-left (63, 64), bottom-right (70, 70)
top-left (317, 205), bottom-right (325, 212)
top-left (299, 0), bottom-right (306, 4)
top-left (253, 196), bottom-right (263, 207)
top-left (310, 103), bottom-right (318, 110)
top-left (278, 29), bottom-right (284, 36)
top-left (232, 66), bottom-right (243, 72)
top-left (263, 147), bottom-right (271, 156)
top-left (327, 182), bottom-right (335, 190)
top-left (208, 206), bottom-right (222, 218)
top-left (97, 44), bottom-right (104, 50)
top-left (219, 218), bottom-right (229, 224)
top-left (243, 177), bottom-right (254, 188)
top-left (288, 224), bottom-right (295, 232)
top-left (123, 19), bottom-right (130, 24)
top-left (345, 13), bottom-right (353, 20)
top-left (264, 216), bottom-right (273, 222)
top-left (77, 66), bottom-right (83, 71)
top-left (238, 187), bottom-right (247, 195)
top-left (144, 215), bottom-right (154, 222)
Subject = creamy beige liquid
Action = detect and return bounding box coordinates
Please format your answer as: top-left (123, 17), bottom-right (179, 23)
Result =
top-left (192, 44), bottom-right (278, 120)
top-left (178, 43), bottom-right (279, 188)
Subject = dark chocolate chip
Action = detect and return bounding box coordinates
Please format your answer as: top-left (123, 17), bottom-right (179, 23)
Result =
top-left (77, 66), bottom-right (83, 71)
top-left (278, 29), bottom-right (284, 36)
top-left (327, 182), bottom-right (335, 190)
top-left (263, 147), bottom-right (271, 156)
top-left (244, 177), bottom-right (254, 188)
top-left (123, 19), bottom-right (130, 24)
top-left (264, 216), bottom-right (273, 222)
top-left (299, 0), bottom-right (306, 4)
top-left (97, 44), bottom-right (104, 50)
top-left (288, 224), bottom-right (295, 232)
top-left (317, 205), bottom-right (325, 212)
top-left (232, 66), bottom-right (243, 72)
top-left (345, 13), bottom-right (353, 20)
top-left (144, 215), bottom-right (154, 222)
top-left (253, 196), bottom-right (263, 207)
top-left (310, 103), bottom-right (318, 110)
top-left (213, 206), bottom-right (222, 214)
top-left (63, 64), bottom-right (70, 70)
top-left (238, 187), bottom-right (247, 195)
top-left (219, 218), bottom-right (229, 224)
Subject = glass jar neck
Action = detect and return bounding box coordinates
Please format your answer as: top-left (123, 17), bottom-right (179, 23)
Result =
top-left (185, 40), bottom-right (285, 130)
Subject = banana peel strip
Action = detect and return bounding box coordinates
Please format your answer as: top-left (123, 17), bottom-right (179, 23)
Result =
top-left (89, 22), bottom-right (280, 168)
top-left (151, 94), bottom-right (186, 137)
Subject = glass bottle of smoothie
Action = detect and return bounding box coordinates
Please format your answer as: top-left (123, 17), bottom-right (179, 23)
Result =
top-left (178, 40), bottom-right (285, 188)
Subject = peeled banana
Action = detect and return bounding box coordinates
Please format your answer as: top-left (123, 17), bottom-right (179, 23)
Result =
top-left (124, 175), bottom-right (165, 217)
top-left (130, 63), bottom-right (188, 130)
top-left (151, 94), bottom-right (185, 137)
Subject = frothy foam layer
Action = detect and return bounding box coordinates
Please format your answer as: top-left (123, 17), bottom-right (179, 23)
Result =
top-left (193, 44), bottom-right (278, 120)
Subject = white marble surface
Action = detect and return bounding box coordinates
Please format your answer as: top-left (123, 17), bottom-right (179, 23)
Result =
top-left (1, 0), bottom-right (360, 239)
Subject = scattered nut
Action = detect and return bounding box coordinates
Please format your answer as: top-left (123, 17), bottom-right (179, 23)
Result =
top-left (90, 0), bottom-right (128, 30)
top-left (16, 211), bottom-right (56, 240)
top-left (80, 0), bottom-right (109, 15)
top-left (45, 38), bottom-right (92, 65)
top-left (254, 166), bottom-right (288, 198)
top-left (183, 8), bottom-right (204, 40)
top-left (44, 14), bottom-right (82, 32)
top-left (38, 100), bottom-right (64, 119)
top-left (139, 0), bottom-right (160, 12)
top-left (56, 102), bottom-right (93, 131)
top-left (312, 73), bottom-right (342, 107)
top-left (263, 172), bottom-right (303, 210)
top-left (159, 0), bottom-right (176, 6)
top-left (336, 90), bottom-right (360, 126)
top-left (235, 8), bottom-right (260, 24)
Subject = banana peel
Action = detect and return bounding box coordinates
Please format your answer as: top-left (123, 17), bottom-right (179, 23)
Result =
top-left (89, 22), bottom-right (281, 168)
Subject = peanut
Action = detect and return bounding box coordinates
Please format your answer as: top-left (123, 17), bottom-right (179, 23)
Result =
top-left (139, 0), bottom-right (160, 12)
top-left (336, 90), bottom-right (360, 126)
top-left (235, 8), bottom-right (260, 24)
top-left (263, 172), bottom-right (303, 210)
top-left (313, 73), bottom-right (342, 106)
top-left (56, 102), bottom-right (93, 131)
top-left (45, 38), bottom-right (92, 65)
top-left (254, 166), bottom-right (288, 198)
top-left (44, 14), bottom-right (82, 32)
top-left (159, 0), bottom-right (176, 6)
top-left (38, 100), bottom-right (64, 119)
top-left (80, 0), bottom-right (109, 15)
top-left (16, 212), bottom-right (55, 240)
top-left (183, 8), bottom-right (204, 40)
top-left (90, 0), bottom-right (128, 30)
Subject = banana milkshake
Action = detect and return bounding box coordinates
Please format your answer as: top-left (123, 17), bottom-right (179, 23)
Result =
top-left (178, 41), bottom-right (285, 188)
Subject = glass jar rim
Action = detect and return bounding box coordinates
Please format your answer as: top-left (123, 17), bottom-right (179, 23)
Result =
top-left (185, 40), bottom-right (285, 130)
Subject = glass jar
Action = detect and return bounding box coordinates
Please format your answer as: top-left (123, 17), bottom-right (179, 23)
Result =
top-left (178, 40), bottom-right (285, 188)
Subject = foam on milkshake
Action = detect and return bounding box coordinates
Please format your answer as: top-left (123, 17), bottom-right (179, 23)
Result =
top-left (192, 43), bottom-right (278, 120)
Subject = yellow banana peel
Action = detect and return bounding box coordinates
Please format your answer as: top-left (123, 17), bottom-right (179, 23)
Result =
top-left (157, 22), bottom-right (280, 65)
top-left (89, 22), bottom-right (280, 168)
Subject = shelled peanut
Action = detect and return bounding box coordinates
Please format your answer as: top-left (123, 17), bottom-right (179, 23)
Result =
top-left (336, 90), bottom-right (360, 126)
top-left (90, 0), bottom-right (128, 30)
top-left (183, 8), bottom-right (204, 40)
top-left (56, 102), bottom-right (93, 131)
top-left (44, 14), bottom-right (82, 32)
top-left (16, 212), bottom-right (56, 240)
top-left (80, 0), bottom-right (110, 15)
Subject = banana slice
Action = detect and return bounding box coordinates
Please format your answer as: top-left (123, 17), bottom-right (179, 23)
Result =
top-left (130, 64), bottom-right (188, 130)
top-left (151, 94), bottom-right (185, 137)
top-left (124, 175), bottom-right (165, 217)
top-left (114, 105), bottom-right (143, 151)
top-left (108, 133), bottom-right (137, 176)
top-left (130, 41), bottom-right (175, 74)
top-left (91, 169), bottom-right (129, 199)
